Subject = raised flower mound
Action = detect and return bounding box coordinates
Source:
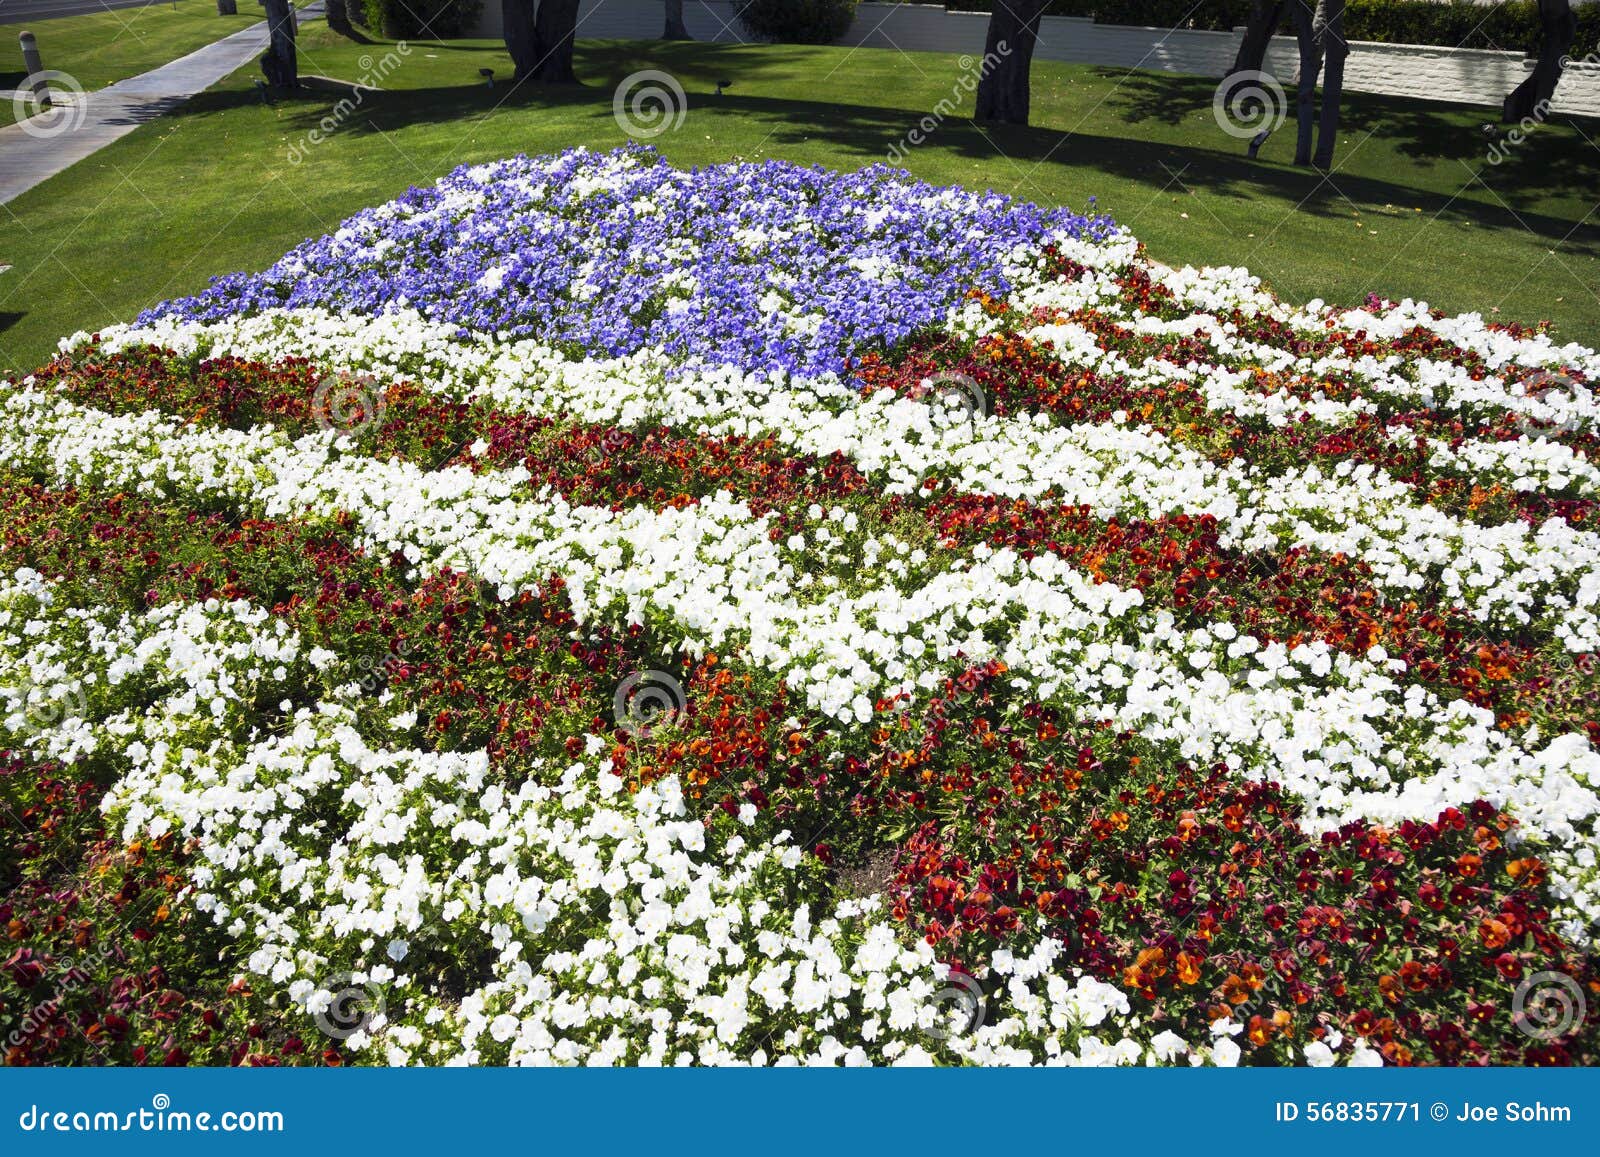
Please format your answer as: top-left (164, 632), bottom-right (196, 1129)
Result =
top-left (141, 146), bottom-right (1115, 377)
top-left (2, 149), bottom-right (1597, 1067)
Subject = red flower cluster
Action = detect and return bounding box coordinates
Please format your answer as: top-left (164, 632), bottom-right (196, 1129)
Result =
top-left (0, 756), bottom-right (324, 1066)
top-left (866, 668), bottom-right (1597, 1065)
top-left (7, 327), bottom-right (1596, 1068)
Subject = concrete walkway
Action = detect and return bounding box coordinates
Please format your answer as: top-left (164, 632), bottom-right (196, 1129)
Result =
top-left (0, 0), bottom-right (187, 24)
top-left (0, 3), bottom-right (322, 204)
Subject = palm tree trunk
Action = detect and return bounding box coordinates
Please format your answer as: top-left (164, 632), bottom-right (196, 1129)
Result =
top-left (504, 0), bottom-right (538, 79)
top-left (260, 0), bottom-right (298, 87)
top-left (1503, 0), bottom-right (1576, 122)
top-left (974, 0), bottom-right (1050, 126)
top-left (664, 0), bottom-right (692, 40)
top-left (326, 0), bottom-right (352, 36)
top-left (532, 0), bottom-right (582, 83)
top-left (1232, 0), bottom-right (1284, 75)
top-left (1311, 0), bottom-right (1347, 169)
top-left (1289, 0), bottom-right (1320, 165)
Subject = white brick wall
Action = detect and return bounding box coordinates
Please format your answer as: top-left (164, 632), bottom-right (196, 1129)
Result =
top-left (467, 2), bottom-right (1600, 118)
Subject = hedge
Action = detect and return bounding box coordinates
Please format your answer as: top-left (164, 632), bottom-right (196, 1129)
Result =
top-left (360, 0), bottom-right (483, 40)
top-left (736, 0), bottom-right (862, 42)
top-left (937, 1), bottom-right (1600, 57)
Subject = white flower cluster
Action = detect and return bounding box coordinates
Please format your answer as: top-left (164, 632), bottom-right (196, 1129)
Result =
top-left (2, 387), bottom-right (1596, 939)
top-left (1412, 432), bottom-right (1600, 499)
top-left (2, 568), bottom-right (1390, 1067)
top-left (81, 304), bottom-right (1600, 648)
top-left (1004, 316), bottom-right (1600, 498)
top-left (11, 230), bottom-right (1596, 1062)
top-left (991, 250), bottom-right (1600, 437)
top-left (0, 566), bottom-right (323, 768)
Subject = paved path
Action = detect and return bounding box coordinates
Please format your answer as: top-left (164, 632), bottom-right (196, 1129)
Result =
top-left (0, 0), bottom-right (198, 24)
top-left (0, 2), bottom-right (317, 205)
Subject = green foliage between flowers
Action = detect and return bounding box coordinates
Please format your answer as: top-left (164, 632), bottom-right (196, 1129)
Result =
top-left (6, 342), bottom-right (1599, 1065)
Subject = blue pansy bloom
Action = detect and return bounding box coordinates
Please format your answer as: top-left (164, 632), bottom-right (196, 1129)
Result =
top-left (143, 146), bottom-right (1115, 377)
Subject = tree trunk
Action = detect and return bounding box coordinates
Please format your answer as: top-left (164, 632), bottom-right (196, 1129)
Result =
top-left (260, 0), bottom-right (298, 88)
top-left (1289, 0), bottom-right (1320, 166)
top-left (1503, 0), bottom-right (1575, 122)
top-left (504, 0), bottom-right (538, 79)
top-left (531, 0), bottom-right (582, 83)
top-left (1311, 0), bottom-right (1347, 169)
top-left (326, 0), bottom-right (351, 36)
top-left (1232, 0), bottom-right (1284, 75)
top-left (663, 0), bottom-right (691, 40)
top-left (974, 0), bottom-right (1049, 126)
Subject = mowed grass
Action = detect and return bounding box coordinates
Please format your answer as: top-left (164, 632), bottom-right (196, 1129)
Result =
top-left (3, 0), bottom-right (270, 125)
top-left (1, 26), bottom-right (1597, 375)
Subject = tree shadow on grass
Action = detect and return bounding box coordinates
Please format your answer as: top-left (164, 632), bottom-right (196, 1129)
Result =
top-left (173, 47), bottom-right (1599, 261)
top-left (756, 96), bottom-right (1598, 257)
top-left (1099, 65), bottom-right (1600, 198)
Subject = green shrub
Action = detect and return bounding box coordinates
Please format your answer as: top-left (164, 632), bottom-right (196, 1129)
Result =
top-left (941, 0), bottom-right (1246, 27)
top-left (937, 1), bottom-right (1599, 57)
top-left (360, 0), bottom-right (483, 40)
top-left (1343, 0), bottom-right (1598, 55)
top-left (737, 0), bottom-right (861, 44)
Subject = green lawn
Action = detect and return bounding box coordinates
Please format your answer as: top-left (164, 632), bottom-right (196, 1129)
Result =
top-left (2, 26), bottom-right (1597, 375)
top-left (3, 1), bottom-right (272, 126)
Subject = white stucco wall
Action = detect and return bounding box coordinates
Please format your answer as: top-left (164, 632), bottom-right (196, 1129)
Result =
top-left (467, 2), bottom-right (1600, 117)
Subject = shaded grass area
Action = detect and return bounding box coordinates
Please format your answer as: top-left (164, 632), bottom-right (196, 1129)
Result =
top-left (1, 28), bottom-right (1597, 374)
top-left (2, 0), bottom-right (270, 126)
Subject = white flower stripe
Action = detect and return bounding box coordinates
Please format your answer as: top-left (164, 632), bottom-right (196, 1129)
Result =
top-left (2, 386), bottom-right (1596, 940)
top-left (994, 257), bottom-right (1600, 440)
top-left (76, 308), bottom-right (1600, 648)
top-left (5, 569), bottom-right (1355, 1068)
top-left (1008, 318), bottom-right (1599, 498)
